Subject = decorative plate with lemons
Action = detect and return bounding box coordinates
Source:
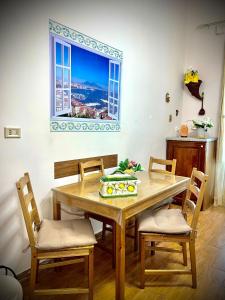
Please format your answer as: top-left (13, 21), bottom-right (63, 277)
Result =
top-left (99, 173), bottom-right (138, 198)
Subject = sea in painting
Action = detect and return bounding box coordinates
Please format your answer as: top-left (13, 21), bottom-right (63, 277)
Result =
top-left (65, 43), bottom-right (113, 120)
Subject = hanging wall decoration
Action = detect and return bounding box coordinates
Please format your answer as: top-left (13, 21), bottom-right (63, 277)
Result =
top-left (184, 69), bottom-right (205, 115)
top-left (49, 19), bottom-right (123, 132)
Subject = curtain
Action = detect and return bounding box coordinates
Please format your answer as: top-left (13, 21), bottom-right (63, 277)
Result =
top-left (214, 50), bottom-right (225, 206)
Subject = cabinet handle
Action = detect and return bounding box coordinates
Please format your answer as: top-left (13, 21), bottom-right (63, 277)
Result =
top-left (200, 145), bottom-right (203, 148)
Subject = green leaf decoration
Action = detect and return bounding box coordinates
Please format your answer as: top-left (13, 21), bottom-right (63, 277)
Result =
top-left (116, 159), bottom-right (144, 173)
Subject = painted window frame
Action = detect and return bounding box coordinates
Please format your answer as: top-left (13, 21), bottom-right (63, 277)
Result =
top-left (108, 60), bottom-right (120, 120)
top-left (54, 37), bottom-right (71, 116)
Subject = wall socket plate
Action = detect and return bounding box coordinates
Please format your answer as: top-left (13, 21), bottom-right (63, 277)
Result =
top-left (4, 127), bottom-right (21, 138)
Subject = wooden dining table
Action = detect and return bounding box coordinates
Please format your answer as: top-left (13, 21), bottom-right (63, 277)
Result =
top-left (52, 171), bottom-right (190, 300)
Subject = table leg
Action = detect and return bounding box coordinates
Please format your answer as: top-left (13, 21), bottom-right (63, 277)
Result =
top-left (53, 193), bottom-right (61, 220)
top-left (115, 221), bottom-right (126, 300)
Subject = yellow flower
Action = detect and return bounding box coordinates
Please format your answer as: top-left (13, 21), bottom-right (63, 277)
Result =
top-left (184, 70), bottom-right (199, 84)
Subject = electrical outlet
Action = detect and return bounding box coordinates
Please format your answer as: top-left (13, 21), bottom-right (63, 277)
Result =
top-left (4, 127), bottom-right (21, 138)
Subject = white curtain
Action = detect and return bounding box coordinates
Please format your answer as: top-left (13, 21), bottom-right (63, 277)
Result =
top-left (214, 50), bottom-right (225, 206)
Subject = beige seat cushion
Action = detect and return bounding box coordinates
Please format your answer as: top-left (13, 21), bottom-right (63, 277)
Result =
top-left (37, 219), bottom-right (97, 250)
top-left (138, 208), bottom-right (191, 234)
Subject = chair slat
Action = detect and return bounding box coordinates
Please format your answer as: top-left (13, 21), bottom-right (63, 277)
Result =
top-left (24, 192), bottom-right (34, 208)
top-left (17, 175), bottom-right (29, 190)
top-left (34, 288), bottom-right (89, 296)
top-left (192, 169), bottom-right (205, 182)
top-left (29, 208), bottom-right (38, 226)
top-left (145, 269), bottom-right (192, 275)
top-left (186, 199), bottom-right (196, 212)
top-left (82, 160), bottom-right (103, 168)
top-left (189, 184), bottom-right (200, 199)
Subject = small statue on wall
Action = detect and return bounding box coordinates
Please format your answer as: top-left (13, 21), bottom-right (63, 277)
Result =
top-left (184, 69), bottom-right (205, 115)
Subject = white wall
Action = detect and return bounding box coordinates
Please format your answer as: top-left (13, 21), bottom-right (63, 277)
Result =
top-left (1, 0), bottom-right (188, 274)
top-left (181, 0), bottom-right (225, 136)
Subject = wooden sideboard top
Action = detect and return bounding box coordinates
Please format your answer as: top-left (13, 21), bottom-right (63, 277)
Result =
top-left (166, 137), bottom-right (217, 142)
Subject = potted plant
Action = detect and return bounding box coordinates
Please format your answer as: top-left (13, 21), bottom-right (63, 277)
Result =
top-left (116, 159), bottom-right (143, 175)
top-left (192, 117), bottom-right (214, 138)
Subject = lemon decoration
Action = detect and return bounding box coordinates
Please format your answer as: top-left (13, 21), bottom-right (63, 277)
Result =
top-left (118, 183), bottom-right (125, 189)
top-left (107, 186), bottom-right (113, 194)
top-left (127, 185), bottom-right (135, 192)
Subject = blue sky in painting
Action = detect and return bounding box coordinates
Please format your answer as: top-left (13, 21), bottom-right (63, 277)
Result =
top-left (71, 44), bottom-right (109, 90)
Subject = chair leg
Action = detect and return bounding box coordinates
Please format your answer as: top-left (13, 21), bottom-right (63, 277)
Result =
top-left (182, 242), bottom-right (187, 266)
top-left (134, 218), bottom-right (138, 252)
top-left (189, 239), bottom-right (197, 288)
top-left (35, 259), bottom-right (39, 283)
top-left (102, 222), bottom-right (106, 240)
top-left (140, 235), bottom-right (145, 289)
top-left (30, 253), bottom-right (38, 299)
top-left (88, 249), bottom-right (94, 300)
top-left (139, 233), bottom-right (142, 259)
top-left (150, 241), bottom-right (155, 256)
top-left (84, 256), bottom-right (89, 274)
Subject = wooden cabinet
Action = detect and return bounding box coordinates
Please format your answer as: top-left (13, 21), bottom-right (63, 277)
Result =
top-left (166, 138), bottom-right (217, 210)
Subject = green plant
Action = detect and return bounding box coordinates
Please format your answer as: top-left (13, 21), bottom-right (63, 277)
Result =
top-left (192, 118), bottom-right (214, 131)
top-left (117, 159), bottom-right (143, 173)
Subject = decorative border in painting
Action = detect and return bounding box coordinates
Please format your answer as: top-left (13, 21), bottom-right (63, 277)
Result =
top-left (51, 120), bottom-right (120, 132)
top-left (49, 19), bottom-right (123, 61)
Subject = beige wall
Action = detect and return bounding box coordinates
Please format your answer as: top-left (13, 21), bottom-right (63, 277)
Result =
top-left (181, 0), bottom-right (225, 136)
top-left (1, 0), bottom-right (223, 274)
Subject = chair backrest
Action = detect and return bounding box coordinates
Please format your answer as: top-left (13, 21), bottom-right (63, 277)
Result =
top-left (149, 156), bottom-right (176, 175)
top-left (183, 168), bottom-right (208, 231)
top-left (16, 173), bottom-right (41, 247)
top-left (79, 159), bottom-right (105, 182)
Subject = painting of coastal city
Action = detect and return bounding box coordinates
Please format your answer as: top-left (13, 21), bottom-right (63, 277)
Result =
top-left (49, 20), bottom-right (122, 132)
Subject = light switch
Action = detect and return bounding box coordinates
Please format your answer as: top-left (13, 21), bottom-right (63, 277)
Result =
top-left (4, 127), bottom-right (21, 138)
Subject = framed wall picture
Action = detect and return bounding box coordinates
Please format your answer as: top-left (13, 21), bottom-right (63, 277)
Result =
top-left (49, 19), bottom-right (123, 132)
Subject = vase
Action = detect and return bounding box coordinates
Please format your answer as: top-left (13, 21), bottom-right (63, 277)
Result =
top-left (196, 127), bottom-right (207, 138)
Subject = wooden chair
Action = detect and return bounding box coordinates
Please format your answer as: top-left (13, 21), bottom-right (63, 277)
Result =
top-left (80, 159), bottom-right (137, 267)
top-left (54, 155), bottom-right (118, 219)
top-left (139, 168), bottom-right (208, 288)
top-left (134, 157), bottom-right (177, 251)
top-left (16, 172), bottom-right (96, 299)
top-left (148, 156), bottom-right (177, 209)
top-left (79, 159), bottom-right (117, 268)
top-left (149, 156), bottom-right (176, 175)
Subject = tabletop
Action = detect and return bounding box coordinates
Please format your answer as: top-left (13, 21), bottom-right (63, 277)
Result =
top-left (52, 171), bottom-right (189, 225)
